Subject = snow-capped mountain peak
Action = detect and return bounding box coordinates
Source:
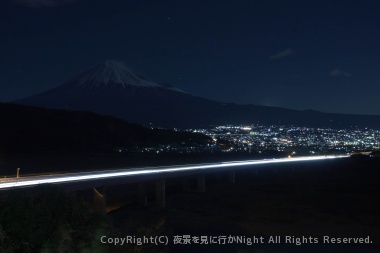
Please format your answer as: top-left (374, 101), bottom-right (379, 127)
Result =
top-left (74, 61), bottom-right (161, 88)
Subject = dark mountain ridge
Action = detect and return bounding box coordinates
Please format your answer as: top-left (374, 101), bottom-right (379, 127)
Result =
top-left (0, 103), bottom-right (210, 153)
top-left (13, 61), bottom-right (380, 129)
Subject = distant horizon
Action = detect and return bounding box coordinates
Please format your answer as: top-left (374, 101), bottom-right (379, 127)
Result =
top-left (6, 59), bottom-right (380, 118)
top-left (2, 0), bottom-right (380, 115)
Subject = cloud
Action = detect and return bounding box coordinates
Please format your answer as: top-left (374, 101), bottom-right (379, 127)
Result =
top-left (270, 48), bottom-right (294, 60)
top-left (329, 69), bottom-right (352, 77)
top-left (11, 0), bottom-right (77, 8)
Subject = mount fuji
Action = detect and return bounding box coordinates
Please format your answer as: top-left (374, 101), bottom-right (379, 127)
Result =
top-left (13, 61), bottom-right (380, 129)
top-left (14, 61), bottom-right (220, 127)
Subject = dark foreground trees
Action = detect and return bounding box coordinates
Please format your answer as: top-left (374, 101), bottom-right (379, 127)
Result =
top-left (0, 185), bottom-right (108, 253)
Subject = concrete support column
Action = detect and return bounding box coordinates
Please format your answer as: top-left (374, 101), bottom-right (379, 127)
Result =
top-left (197, 174), bottom-right (205, 193)
top-left (68, 190), bottom-right (79, 200)
top-left (102, 187), bottom-right (107, 214)
top-left (138, 183), bottom-right (148, 207)
top-left (228, 171), bottom-right (236, 184)
top-left (155, 179), bottom-right (166, 209)
top-left (182, 178), bottom-right (191, 192)
top-left (93, 187), bottom-right (107, 215)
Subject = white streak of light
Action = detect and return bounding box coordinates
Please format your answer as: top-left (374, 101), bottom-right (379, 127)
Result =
top-left (0, 155), bottom-right (347, 190)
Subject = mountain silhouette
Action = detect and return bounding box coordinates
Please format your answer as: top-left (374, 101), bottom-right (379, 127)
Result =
top-left (14, 61), bottom-right (380, 129)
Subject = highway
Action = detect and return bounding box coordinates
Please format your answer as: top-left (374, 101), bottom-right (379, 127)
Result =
top-left (0, 155), bottom-right (348, 190)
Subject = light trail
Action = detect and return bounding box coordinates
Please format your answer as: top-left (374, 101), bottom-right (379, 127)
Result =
top-left (0, 155), bottom-right (348, 190)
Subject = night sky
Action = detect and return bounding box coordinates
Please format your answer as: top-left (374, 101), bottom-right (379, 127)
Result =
top-left (1, 0), bottom-right (380, 115)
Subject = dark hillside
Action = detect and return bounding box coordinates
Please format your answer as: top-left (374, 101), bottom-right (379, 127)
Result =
top-left (0, 103), bottom-right (210, 153)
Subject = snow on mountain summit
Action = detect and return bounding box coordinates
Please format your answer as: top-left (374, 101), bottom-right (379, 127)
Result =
top-left (13, 60), bottom-right (188, 109)
top-left (74, 61), bottom-right (161, 88)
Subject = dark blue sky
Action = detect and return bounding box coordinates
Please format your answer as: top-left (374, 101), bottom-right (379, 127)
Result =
top-left (1, 0), bottom-right (380, 115)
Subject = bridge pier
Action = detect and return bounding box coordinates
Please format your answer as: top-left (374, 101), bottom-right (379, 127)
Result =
top-left (93, 187), bottom-right (107, 215)
top-left (182, 178), bottom-right (191, 192)
top-left (155, 179), bottom-right (166, 209)
top-left (68, 190), bottom-right (80, 200)
top-left (197, 174), bottom-right (205, 193)
top-left (228, 171), bottom-right (235, 184)
top-left (138, 183), bottom-right (148, 207)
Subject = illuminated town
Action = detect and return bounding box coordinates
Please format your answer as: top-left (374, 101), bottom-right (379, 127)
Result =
top-left (122, 125), bottom-right (380, 156)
